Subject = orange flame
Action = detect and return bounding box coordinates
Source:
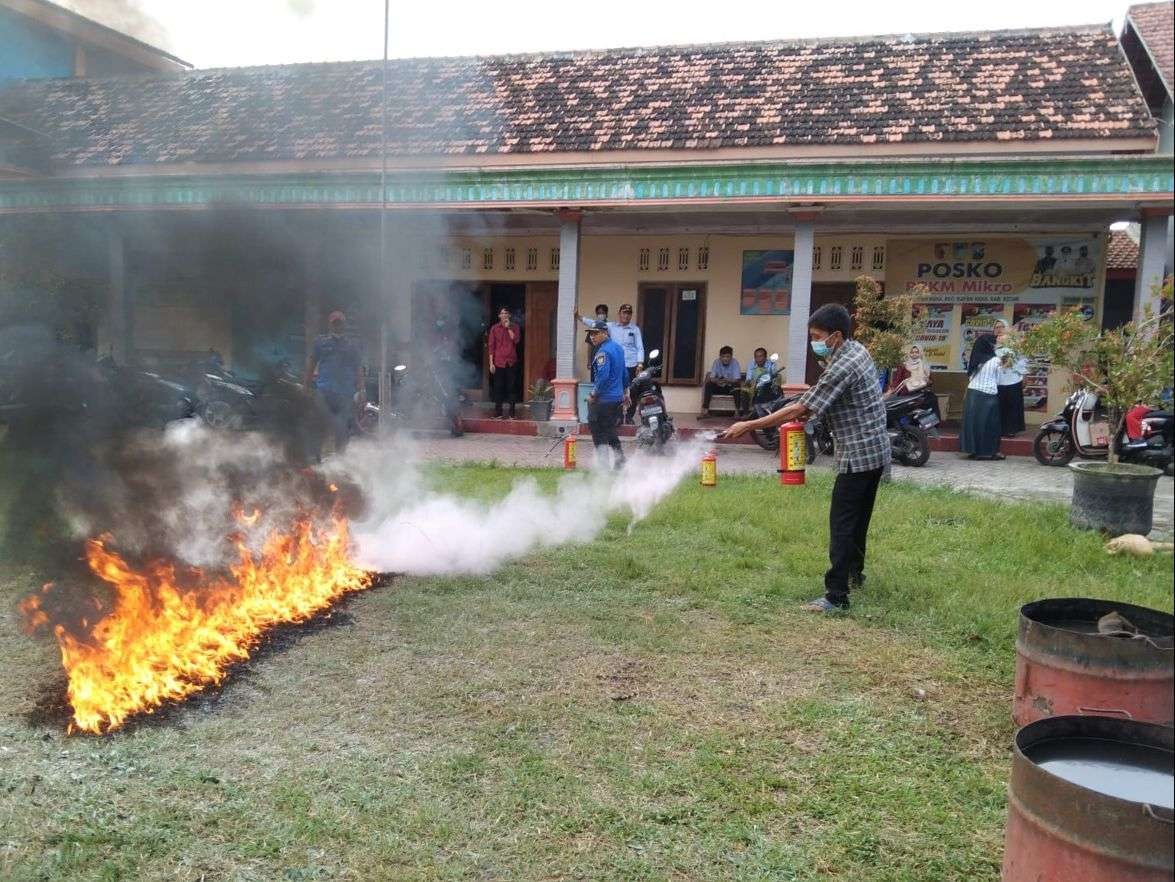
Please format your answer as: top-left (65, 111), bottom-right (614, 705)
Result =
top-left (26, 517), bottom-right (371, 734)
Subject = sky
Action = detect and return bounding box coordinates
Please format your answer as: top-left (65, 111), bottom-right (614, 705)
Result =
top-left (61, 0), bottom-right (1144, 68)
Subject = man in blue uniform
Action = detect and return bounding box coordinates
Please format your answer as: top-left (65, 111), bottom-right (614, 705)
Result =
top-left (305, 310), bottom-right (363, 455)
top-left (583, 318), bottom-right (626, 470)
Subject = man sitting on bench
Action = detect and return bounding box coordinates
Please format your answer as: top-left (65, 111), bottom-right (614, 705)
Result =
top-left (701, 346), bottom-right (743, 416)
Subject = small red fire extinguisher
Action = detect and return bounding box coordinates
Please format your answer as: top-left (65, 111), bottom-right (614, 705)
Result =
top-left (701, 448), bottom-right (717, 487)
top-left (563, 434), bottom-right (577, 470)
top-left (779, 421), bottom-right (806, 485)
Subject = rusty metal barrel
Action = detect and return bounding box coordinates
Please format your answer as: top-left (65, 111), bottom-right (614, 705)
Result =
top-left (1014, 598), bottom-right (1173, 728)
top-left (1003, 715), bottom-right (1174, 882)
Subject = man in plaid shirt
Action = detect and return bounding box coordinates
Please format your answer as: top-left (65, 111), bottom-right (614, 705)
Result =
top-left (723, 303), bottom-right (889, 613)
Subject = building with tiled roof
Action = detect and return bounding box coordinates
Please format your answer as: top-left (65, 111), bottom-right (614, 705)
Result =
top-left (0, 22), bottom-right (1171, 427)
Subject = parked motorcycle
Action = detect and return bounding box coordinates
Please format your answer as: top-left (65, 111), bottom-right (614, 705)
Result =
top-left (188, 354), bottom-right (307, 432)
top-left (884, 392), bottom-right (937, 466)
top-left (1034, 390), bottom-right (1174, 474)
top-left (797, 394), bottom-right (935, 467)
top-left (631, 349), bottom-right (675, 451)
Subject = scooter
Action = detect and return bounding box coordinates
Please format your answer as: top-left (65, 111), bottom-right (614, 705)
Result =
top-left (1034, 390), bottom-right (1174, 474)
top-left (631, 349), bottom-right (675, 451)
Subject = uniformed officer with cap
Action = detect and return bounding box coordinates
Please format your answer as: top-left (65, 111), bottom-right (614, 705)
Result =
top-left (583, 318), bottom-right (627, 470)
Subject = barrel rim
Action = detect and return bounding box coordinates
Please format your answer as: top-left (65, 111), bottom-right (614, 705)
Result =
top-left (1019, 597), bottom-right (1174, 642)
top-left (1015, 715), bottom-right (1174, 811)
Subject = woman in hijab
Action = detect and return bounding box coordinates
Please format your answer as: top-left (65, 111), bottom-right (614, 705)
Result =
top-left (993, 320), bottom-right (1027, 437)
top-left (961, 333), bottom-right (1005, 460)
top-left (885, 344), bottom-right (941, 420)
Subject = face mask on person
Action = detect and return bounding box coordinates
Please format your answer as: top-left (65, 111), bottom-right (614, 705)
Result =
top-left (810, 331), bottom-right (840, 359)
top-left (595, 313), bottom-right (607, 321)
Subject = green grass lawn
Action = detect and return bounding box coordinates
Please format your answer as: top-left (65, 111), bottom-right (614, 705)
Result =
top-left (1, 463), bottom-right (1171, 882)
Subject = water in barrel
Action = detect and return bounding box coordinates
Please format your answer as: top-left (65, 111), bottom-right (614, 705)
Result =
top-left (1025, 737), bottom-right (1174, 809)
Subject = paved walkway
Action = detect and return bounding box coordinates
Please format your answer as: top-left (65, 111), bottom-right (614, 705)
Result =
top-left (411, 433), bottom-right (1175, 539)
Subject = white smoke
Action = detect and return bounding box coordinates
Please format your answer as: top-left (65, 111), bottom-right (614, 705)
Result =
top-left (345, 438), bottom-right (707, 576)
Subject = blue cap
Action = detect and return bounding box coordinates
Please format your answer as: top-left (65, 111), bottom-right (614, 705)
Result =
top-left (582, 317), bottom-right (608, 332)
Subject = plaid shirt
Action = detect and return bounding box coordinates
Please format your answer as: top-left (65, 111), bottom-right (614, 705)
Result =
top-left (799, 340), bottom-right (891, 474)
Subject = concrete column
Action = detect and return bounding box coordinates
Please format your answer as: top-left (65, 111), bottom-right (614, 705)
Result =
top-left (107, 227), bottom-right (128, 362)
top-left (550, 210), bottom-right (582, 421)
top-left (1134, 209), bottom-right (1171, 323)
top-left (786, 216), bottom-right (816, 383)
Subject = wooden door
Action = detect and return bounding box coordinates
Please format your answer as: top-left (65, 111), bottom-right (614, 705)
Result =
top-left (523, 282), bottom-right (557, 394)
top-left (804, 283), bottom-right (857, 385)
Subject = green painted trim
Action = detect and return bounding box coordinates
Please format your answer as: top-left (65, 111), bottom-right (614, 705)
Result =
top-left (1, 156), bottom-right (1172, 212)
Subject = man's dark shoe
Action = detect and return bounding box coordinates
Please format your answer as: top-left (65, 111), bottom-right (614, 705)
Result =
top-left (802, 597), bottom-right (849, 614)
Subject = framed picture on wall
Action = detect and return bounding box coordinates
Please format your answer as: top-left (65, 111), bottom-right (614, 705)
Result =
top-left (740, 250), bottom-right (794, 315)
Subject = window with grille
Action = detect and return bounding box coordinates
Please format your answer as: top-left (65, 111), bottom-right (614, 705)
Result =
top-left (830, 246), bottom-right (843, 271)
top-left (460, 248), bottom-right (472, 270)
top-left (482, 248), bottom-right (494, 271)
top-left (872, 246), bottom-right (885, 271)
top-left (504, 247), bottom-right (516, 271)
top-left (526, 247), bottom-right (538, 271)
top-left (697, 246), bottom-right (709, 270)
top-left (657, 247), bottom-right (670, 271)
top-left (550, 248), bottom-right (560, 272)
top-left (812, 246), bottom-right (822, 271)
top-left (678, 247), bottom-right (690, 271)
top-left (638, 248), bottom-right (650, 272)
top-left (850, 245), bottom-right (864, 271)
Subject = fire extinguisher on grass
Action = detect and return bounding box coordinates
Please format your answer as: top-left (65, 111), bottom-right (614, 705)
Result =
top-left (779, 420), bottom-right (806, 485)
top-left (563, 434), bottom-right (577, 470)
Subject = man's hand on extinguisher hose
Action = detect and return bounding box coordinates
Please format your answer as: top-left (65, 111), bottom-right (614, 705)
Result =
top-left (721, 401), bottom-right (807, 440)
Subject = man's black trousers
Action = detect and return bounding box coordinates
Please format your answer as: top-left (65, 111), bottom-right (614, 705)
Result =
top-left (825, 467), bottom-right (884, 607)
top-left (588, 400), bottom-right (625, 466)
top-left (491, 363), bottom-right (516, 416)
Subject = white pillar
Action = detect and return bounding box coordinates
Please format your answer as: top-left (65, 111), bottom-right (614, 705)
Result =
top-left (1134, 210), bottom-right (1170, 323)
top-left (550, 210), bottom-right (582, 421)
top-left (786, 217), bottom-right (816, 383)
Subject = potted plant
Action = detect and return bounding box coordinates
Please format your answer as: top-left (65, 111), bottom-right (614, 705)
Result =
top-left (528, 378), bottom-right (554, 422)
top-left (1019, 277), bottom-right (1173, 535)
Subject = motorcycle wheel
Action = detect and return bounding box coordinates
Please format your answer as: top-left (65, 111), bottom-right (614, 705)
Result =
top-left (200, 399), bottom-right (241, 431)
top-left (1033, 427), bottom-right (1074, 466)
top-left (753, 428), bottom-right (779, 451)
top-left (897, 426), bottom-right (931, 467)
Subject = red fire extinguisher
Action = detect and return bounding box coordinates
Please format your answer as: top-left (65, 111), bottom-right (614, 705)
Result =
top-left (779, 420), bottom-right (806, 485)
top-left (563, 434), bottom-right (577, 470)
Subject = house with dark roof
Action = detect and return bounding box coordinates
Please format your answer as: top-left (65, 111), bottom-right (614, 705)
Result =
top-left (0, 22), bottom-right (1171, 428)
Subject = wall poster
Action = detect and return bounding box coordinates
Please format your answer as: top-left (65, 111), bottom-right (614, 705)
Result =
top-left (911, 303), bottom-right (954, 370)
top-left (959, 303), bottom-right (1009, 371)
top-left (1012, 303), bottom-right (1057, 411)
top-left (740, 250), bottom-right (794, 315)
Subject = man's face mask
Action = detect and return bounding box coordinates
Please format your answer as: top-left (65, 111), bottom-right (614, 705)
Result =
top-left (810, 332), bottom-right (838, 358)
top-left (595, 313), bottom-right (607, 321)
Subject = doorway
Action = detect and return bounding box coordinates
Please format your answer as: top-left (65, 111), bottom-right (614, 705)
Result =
top-left (804, 283), bottom-right (858, 385)
top-left (637, 282), bottom-right (707, 384)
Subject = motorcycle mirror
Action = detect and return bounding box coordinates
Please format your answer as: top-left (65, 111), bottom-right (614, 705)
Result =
top-left (769, 353), bottom-right (780, 362)
top-left (393, 364), bottom-right (407, 372)
top-left (648, 349), bottom-right (661, 361)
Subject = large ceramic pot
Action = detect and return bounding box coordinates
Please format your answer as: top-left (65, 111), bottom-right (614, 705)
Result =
top-left (1069, 462), bottom-right (1163, 536)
